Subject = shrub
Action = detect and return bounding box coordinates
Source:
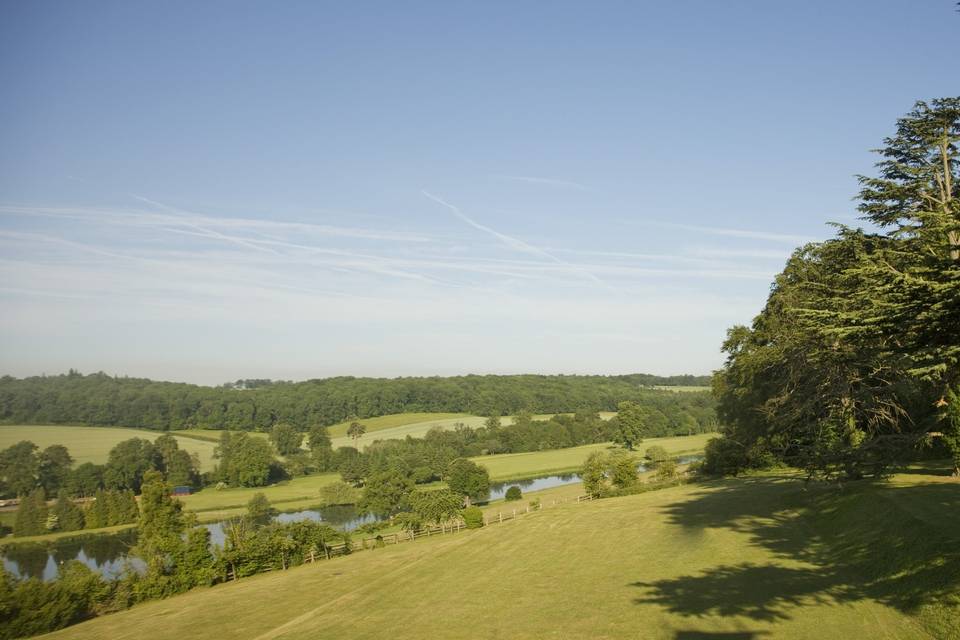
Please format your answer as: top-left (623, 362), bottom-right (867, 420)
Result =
top-left (246, 492), bottom-right (274, 522)
top-left (504, 486), bottom-right (522, 501)
top-left (356, 520), bottom-right (390, 535)
top-left (411, 466), bottom-right (435, 484)
top-left (392, 512), bottom-right (422, 532)
top-left (461, 506), bottom-right (484, 529)
top-left (654, 459), bottom-right (678, 482)
top-left (528, 498), bottom-right (541, 510)
top-left (319, 481), bottom-right (360, 506)
top-left (644, 445), bottom-right (669, 466)
top-left (702, 436), bottom-right (749, 476)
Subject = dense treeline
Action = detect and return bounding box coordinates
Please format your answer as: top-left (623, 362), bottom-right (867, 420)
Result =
top-left (0, 371), bottom-right (711, 431)
top-left (707, 98), bottom-right (960, 478)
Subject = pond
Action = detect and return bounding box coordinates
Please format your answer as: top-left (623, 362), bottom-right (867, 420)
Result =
top-left (1, 528), bottom-right (143, 582)
top-left (1, 504), bottom-right (378, 581)
top-left (203, 504), bottom-right (380, 546)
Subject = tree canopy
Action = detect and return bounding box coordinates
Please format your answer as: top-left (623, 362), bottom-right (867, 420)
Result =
top-left (0, 371), bottom-right (713, 432)
top-left (709, 97), bottom-right (960, 478)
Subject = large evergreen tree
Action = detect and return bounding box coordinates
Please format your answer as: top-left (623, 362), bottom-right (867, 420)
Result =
top-left (711, 97), bottom-right (960, 477)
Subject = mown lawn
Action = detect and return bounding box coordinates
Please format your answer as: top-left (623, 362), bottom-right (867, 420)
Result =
top-left (0, 425), bottom-right (219, 471)
top-left (46, 466), bottom-right (958, 640)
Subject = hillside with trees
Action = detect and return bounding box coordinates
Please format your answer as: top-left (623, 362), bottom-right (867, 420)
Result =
top-left (0, 371), bottom-right (713, 432)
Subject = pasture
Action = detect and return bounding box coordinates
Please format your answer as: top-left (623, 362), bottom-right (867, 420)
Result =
top-left (47, 466), bottom-right (957, 640)
top-left (180, 472), bottom-right (342, 522)
top-left (325, 412), bottom-right (471, 437)
top-left (471, 432), bottom-right (714, 481)
top-left (0, 425), bottom-right (219, 472)
top-left (330, 411), bottom-right (617, 450)
top-left (157, 412), bottom-right (621, 452)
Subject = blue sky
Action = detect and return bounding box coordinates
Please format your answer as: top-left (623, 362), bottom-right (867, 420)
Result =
top-left (0, 1), bottom-right (957, 384)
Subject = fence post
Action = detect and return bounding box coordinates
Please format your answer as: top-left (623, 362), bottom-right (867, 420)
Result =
top-left (498, 511), bottom-right (502, 524)
top-left (512, 509), bottom-right (516, 520)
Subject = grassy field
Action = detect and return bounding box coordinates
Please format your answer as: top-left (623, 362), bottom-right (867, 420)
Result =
top-left (179, 472), bottom-right (343, 522)
top-left (325, 412), bottom-right (471, 437)
top-left (47, 465), bottom-right (958, 640)
top-left (0, 425), bottom-right (219, 472)
top-left (329, 412), bottom-right (616, 449)
top-left (649, 385), bottom-right (712, 393)
top-left (471, 433), bottom-right (714, 482)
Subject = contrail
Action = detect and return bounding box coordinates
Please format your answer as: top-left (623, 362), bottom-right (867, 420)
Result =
top-left (131, 195), bottom-right (282, 255)
top-left (421, 190), bottom-right (617, 292)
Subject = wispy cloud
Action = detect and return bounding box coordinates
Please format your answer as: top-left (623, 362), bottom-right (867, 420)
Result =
top-left (0, 195), bottom-right (781, 382)
top-left (421, 190), bottom-right (616, 291)
top-left (495, 175), bottom-right (590, 191)
top-left (0, 204), bottom-right (433, 244)
top-left (648, 222), bottom-right (816, 245)
top-left (684, 247), bottom-right (793, 260)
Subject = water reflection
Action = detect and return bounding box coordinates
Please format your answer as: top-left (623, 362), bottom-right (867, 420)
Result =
top-left (486, 454), bottom-right (702, 502)
top-left (1, 529), bottom-right (141, 581)
top-left (204, 504), bottom-right (378, 546)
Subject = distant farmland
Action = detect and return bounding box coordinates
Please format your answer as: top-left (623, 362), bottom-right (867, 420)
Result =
top-left (0, 424), bottom-right (219, 471)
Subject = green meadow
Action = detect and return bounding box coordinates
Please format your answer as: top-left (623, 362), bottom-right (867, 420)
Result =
top-left (329, 411), bottom-right (617, 449)
top-left (472, 432), bottom-right (713, 481)
top-left (0, 425), bottom-right (219, 472)
top-left (46, 465), bottom-right (958, 640)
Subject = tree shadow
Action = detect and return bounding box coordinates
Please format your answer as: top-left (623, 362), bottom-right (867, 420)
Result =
top-left (631, 476), bottom-right (960, 628)
top-left (674, 632), bottom-right (770, 640)
top-left (633, 564), bottom-right (831, 622)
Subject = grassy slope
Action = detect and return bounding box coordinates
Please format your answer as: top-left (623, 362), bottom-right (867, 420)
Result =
top-left (472, 433), bottom-right (714, 481)
top-left (47, 467), bottom-right (958, 640)
top-left (0, 425), bottom-right (219, 472)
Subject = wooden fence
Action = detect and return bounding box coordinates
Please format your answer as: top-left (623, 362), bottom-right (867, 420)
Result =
top-left (317, 492), bottom-right (597, 559)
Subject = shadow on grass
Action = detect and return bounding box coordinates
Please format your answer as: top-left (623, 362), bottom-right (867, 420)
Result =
top-left (631, 475), bottom-right (960, 627)
top-left (675, 632), bottom-right (770, 640)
